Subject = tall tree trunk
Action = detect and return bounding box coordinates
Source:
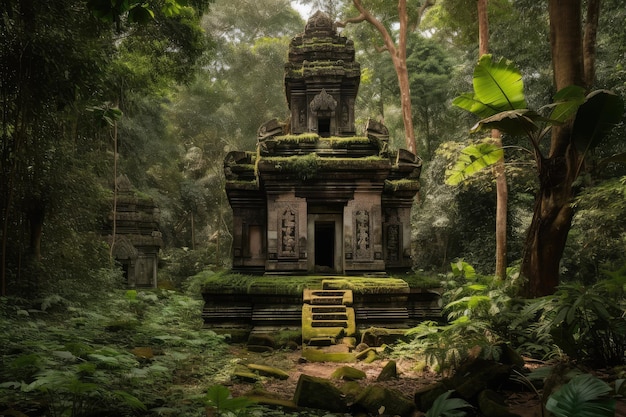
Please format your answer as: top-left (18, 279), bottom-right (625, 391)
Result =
top-left (393, 0), bottom-right (416, 155)
top-left (395, 54), bottom-right (417, 155)
top-left (521, 0), bottom-right (584, 297)
top-left (478, 0), bottom-right (508, 279)
top-left (109, 117), bottom-right (118, 265)
top-left (26, 203), bottom-right (45, 260)
top-left (493, 138), bottom-right (508, 279)
top-left (582, 0), bottom-right (600, 88)
top-left (342, 0), bottom-right (435, 155)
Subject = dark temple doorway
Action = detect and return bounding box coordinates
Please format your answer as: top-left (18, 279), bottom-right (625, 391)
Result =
top-left (314, 221), bottom-right (335, 271)
top-left (318, 117), bottom-right (331, 137)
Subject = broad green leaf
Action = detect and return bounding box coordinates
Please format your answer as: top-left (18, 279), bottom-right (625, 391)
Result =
top-left (452, 93), bottom-right (498, 119)
top-left (572, 90), bottom-right (624, 152)
top-left (467, 295), bottom-right (490, 308)
top-left (543, 85), bottom-right (586, 123)
top-left (473, 55), bottom-right (527, 111)
top-left (205, 384), bottom-right (231, 408)
top-left (425, 390), bottom-right (471, 417)
top-left (470, 110), bottom-right (541, 136)
top-left (445, 141), bottom-right (504, 186)
top-left (546, 374), bottom-right (615, 417)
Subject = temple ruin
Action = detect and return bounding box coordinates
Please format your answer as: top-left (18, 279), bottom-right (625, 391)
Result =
top-left (203, 12), bottom-right (439, 344)
top-left (224, 11), bottom-right (421, 276)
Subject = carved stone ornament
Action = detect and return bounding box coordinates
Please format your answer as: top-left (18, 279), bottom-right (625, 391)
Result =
top-left (354, 209), bottom-right (371, 259)
top-left (279, 207), bottom-right (298, 258)
top-left (304, 10), bottom-right (336, 35)
top-left (310, 89), bottom-right (337, 114)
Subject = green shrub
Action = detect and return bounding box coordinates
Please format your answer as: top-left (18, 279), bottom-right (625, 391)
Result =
top-left (516, 269), bottom-right (626, 366)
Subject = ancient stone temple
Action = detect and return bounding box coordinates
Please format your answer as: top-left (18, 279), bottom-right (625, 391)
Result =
top-left (224, 11), bottom-right (421, 276)
top-left (104, 175), bottom-right (163, 287)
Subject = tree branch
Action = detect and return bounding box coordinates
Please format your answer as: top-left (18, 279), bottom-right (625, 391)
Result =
top-left (336, 13), bottom-right (366, 27)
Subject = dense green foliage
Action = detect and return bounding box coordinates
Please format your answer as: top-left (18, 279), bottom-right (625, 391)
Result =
top-left (0, 270), bottom-right (230, 416)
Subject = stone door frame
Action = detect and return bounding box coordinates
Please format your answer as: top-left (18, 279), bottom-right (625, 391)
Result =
top-left (307, 213), bottom-right (343, 274)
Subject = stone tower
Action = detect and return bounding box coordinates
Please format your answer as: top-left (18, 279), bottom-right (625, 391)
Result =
top-left (284, 11), bottom-right (360, 137)
top-left (224, 12), bottom-right (421, 275)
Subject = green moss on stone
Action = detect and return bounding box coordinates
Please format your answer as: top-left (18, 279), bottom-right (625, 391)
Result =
top-left (274, 133), bottom-right (319, 143)
top-left (301, 348), bottom-right (356, 363)
top-left (322, 277), bottom-right (409, 294)
top-left (392, 273), bottom-right (441, 290)
top-left (330, 366), bottom-right (366, 380)
top-left (198, 271), bottom-right (324, 295)
top-left (384, 179), bottom-right (420, 192)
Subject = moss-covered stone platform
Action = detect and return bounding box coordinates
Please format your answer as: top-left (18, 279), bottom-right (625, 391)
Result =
top-left (199, 271), bottom-right (442, 342)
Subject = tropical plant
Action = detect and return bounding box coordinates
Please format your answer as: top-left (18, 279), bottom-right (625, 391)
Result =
top-left (204, 384), bottom-right (256, 416)
top-left (546, 373), bottom-right (615, 417)
top-left (401, 261), bottom-right (519, 374)
top-left (451, 54), bottom-right (624, 297)
top-left (516, 269), bottom-right (626, 366)
top-left (425, 390), bottom-right (472, 417)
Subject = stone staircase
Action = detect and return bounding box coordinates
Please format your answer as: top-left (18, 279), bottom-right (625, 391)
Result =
top-left (302, 288), bottom-right (356, 345)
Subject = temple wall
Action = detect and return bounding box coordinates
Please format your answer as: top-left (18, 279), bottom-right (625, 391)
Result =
top-left (266, 192), bottom-right (308, 273)
top-left (231, 203), bottom-right (266, 272)
top-left (382, 205), bottom-right (413, 270)
top-left (344, 187), bottom-right (385, 273)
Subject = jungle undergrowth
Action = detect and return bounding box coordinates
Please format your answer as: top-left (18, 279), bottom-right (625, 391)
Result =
top-left (0, 268), bottom-right (232, 417)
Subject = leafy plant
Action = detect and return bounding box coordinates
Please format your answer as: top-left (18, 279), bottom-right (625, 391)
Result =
top-left (204, 385), bottom-right (255, 416)
top-left (404, 317), bottom-right (494, 374)
top-left (517, 271), bottom-right (626, 366)
top-left (425, 390), bottom-right (471, 417)
top-left (401, 261), bottom-right (521, 373)
top-left (546, 374), bottom-right (615, 417)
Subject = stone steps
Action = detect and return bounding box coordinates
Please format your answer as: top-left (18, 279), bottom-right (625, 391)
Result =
top-left (302, 289), bottom-right (356, 345)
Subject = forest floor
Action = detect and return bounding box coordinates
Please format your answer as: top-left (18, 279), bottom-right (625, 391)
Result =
top-left (225, 345), bottom-right (626, 417)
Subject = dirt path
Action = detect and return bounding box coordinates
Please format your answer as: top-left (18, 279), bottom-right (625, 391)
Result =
top-left (223, 346), bottom-right (552, 416)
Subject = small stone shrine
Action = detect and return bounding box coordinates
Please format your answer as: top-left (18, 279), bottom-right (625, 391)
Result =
top-left (224, 11), bottom-right (421, 275)
top-left (104, 174), bottom-right (163, 287)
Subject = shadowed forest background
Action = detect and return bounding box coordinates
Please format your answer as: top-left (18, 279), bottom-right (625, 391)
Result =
top-left (0, 0), bottom-right (625, 416)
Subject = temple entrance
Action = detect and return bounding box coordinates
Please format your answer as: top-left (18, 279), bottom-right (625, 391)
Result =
top-left (314, 221), bottom-right (335, 270)
top-left (318, 117), bottom-right (331, 137)
top-left (307, 210), bottom-right (343, 274)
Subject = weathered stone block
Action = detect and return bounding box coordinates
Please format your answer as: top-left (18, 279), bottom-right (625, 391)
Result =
top-left (293, 374), bottom-right (348, 413)
top-left (330, 366), bottom-right (366, 381)
top-left (353, 385), bottom-right (414, 417)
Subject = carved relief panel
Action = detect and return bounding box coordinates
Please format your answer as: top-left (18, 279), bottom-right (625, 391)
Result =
top-left (384, 208), bottom-right (402, 263)
top-left (354, 209), bottom-right (371, 259)
top-left (278, 206), bottom-right (298, 258)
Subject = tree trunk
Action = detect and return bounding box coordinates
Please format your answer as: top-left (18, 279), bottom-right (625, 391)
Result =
top-left (582, 0), bottom-right (600, 89)
top-left (478, 0), bottom-right (508, 279)
top-left (345, 0), bottom-right (434, 155)
top-left (27, 203), bottom-right (45, 260)
top-left (109, 118), bottom-right (118, 266)
top-left (395, 56), bottom-right (417, 155)
top-left (521, 0), bottom-right (584, 297)
top-left (493, 134), bottom-right (508, 280)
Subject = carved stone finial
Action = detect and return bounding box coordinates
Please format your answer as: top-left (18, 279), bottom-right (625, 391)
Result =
top-left (304, 11), bottom-right (336, 36)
